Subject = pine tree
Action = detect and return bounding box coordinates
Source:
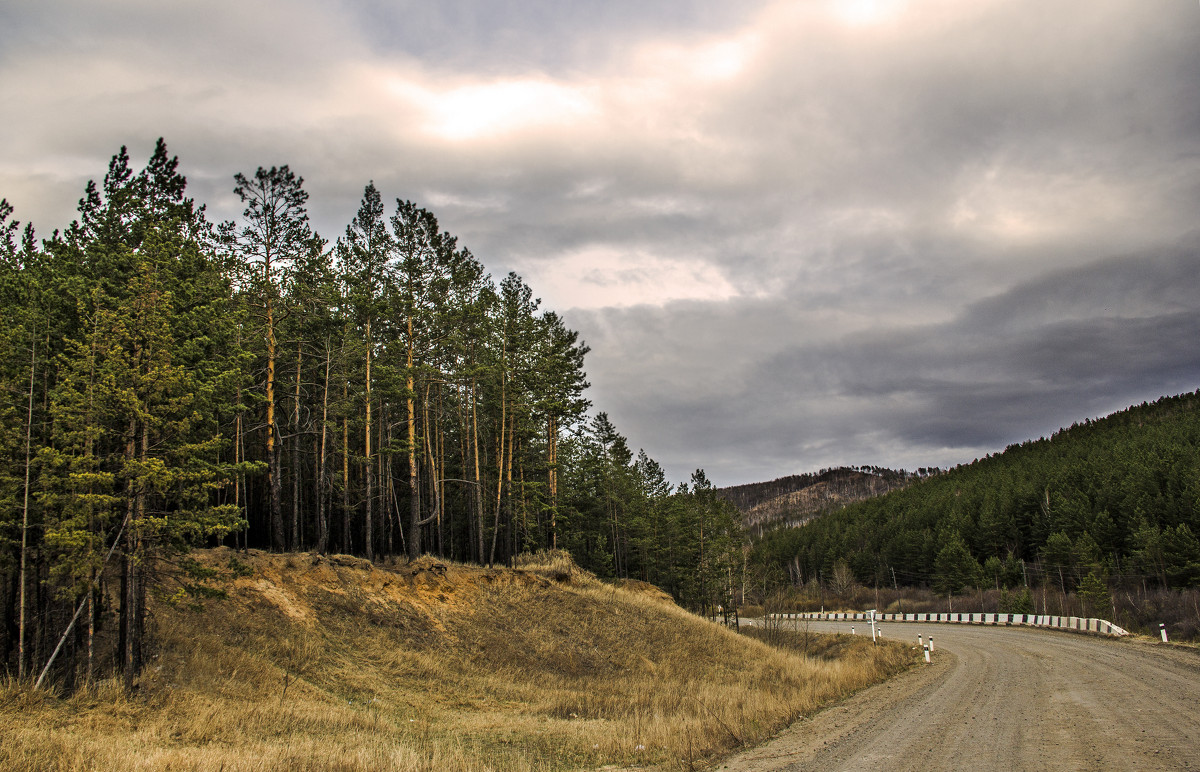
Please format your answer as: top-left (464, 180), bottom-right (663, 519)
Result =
top-left (225, 165), bottom-right (315, 551)
top-left (337, 183), bottom-right (392, 560)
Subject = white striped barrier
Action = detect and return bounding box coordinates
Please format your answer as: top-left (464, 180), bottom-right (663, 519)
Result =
top-left (766, 611), bottom-right (1128, 637)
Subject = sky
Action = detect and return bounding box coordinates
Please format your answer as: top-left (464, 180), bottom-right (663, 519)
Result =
top-left (2, 0), bottom-right (1199, 487)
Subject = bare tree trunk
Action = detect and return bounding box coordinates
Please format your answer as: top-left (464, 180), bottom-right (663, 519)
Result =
top-left (266, 298), bottom-right (284, 552)
top-left (437, 386), bottom-right (446, 558)
top-left (423, 383), bottom-right (441, 558)
top-left (457, 382), bottom-right (470, 562)
top-left (471, 380), bottom-right (485, 564)
top-left (548, 415), bottom-right (557, 550)
top-left (121, 416), bottom-right (138, 691)
top-left (233, 324), bottom-right (244, 550)
top-left (291, 341), bottom-right (303, 549)
top-left (504, 414), bottom-right (516, 563)
top-left (407, 320), bottom-right (421, 560)
top-left (489, 362), bottom-right (507, 566)
top-left (342, 378), bottom-right (351, 554)
top-left (17, 339), bottom-right (36, 681)
top-left (378, 403), bottom-right (387, 557)
top-left (364, 317), bottom-right (374, 561)
top-left (234, 402), bottom-right (243, 550)
top-left (518, 447), bottom-right (527, 554)
top-left (384, 412), bottom-right (393, 556)
top-left (316, 340), bottom-right (330, 554)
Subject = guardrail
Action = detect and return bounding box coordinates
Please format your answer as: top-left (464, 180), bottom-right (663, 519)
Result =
top-left (767, 611), bottom-right (1128, 637)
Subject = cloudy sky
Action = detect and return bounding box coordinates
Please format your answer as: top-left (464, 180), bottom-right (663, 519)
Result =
top-left (2, 0), bottom-right (1199, 486)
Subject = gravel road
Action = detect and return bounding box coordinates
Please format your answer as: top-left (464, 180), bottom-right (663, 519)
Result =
top-left (721, 622), bottom-right (1200, 771)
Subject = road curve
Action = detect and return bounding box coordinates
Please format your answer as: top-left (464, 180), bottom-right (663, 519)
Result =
top-left (722, 622), bottom-right (1200, 771)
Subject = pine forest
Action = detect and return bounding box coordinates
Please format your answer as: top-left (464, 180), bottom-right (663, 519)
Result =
top-left (0, 140), bottom-right (742, 691)
top-left (750, 390), bottom-right (1200, 628)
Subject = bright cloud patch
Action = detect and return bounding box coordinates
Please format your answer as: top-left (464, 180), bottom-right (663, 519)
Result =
top-left (387, 76), bottom-right (598, 142)
top-left (521, 246), bottom-right (740, 310)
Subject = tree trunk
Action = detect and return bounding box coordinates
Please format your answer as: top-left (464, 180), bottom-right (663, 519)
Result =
top-left (291, 340), bottom-right (302, 549)
top-left (266, 298), bottom-right (284, 552)
top-left (342, 378), bottom-right (351, 554)
top-left (316, 339), bottom-right (330, 554)
top-left (505, 422), bottom-right (515, 559)
top-left (120, 416), bottom-right (139, 691)
top-left (489, 363), bottom-right (507, 566)
top-left (407, 320), bottom-right (421, 560)
top-left (423, 382), bottom-right (441, 558)
top-left (364, 316), bottom-right (374, 561)
top-left (437, 386), bottom-right (446, 558)
top-left (17, 339), bottom-right (36, 681)
top-left (471, 380), bottom-right (485, 564)
top-left (548, 415), bottom-right (557, 550)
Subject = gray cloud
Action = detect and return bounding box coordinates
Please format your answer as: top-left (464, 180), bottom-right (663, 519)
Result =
top-left (2, 0), bottom-right (1198, 486)
top-left (581, 236), bottom-right (1200, 484)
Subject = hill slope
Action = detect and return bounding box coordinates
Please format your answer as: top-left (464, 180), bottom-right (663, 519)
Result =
top-left (720, 467), bottom-right (916, 536)
top-left (2, 549), bottom-right (914, 771)
top-left (753, 390), bottom-right (1200, 593)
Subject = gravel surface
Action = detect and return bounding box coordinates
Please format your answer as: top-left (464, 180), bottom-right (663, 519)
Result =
top-left (719, 622), bottom-right (1200, 771)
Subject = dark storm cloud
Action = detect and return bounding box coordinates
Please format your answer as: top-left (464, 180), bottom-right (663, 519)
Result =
top-left (583, 235), bottom-right (1200, 484)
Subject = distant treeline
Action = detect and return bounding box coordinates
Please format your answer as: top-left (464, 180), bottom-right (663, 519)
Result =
top-left (0, 140), bottom-right (741, 690)
top-left (752, 391), bottom-right (1200, 595)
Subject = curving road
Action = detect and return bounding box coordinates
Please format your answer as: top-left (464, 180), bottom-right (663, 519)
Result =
top-left (723, 622), bottom-right (1200, 771)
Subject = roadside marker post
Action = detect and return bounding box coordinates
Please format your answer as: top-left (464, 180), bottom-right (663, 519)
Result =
top-left (851, 626), bottom-right (855, 635)
top-left (929, 636), bottom-right (934, 652)
top-left (924, 644), bottom-right (931, 664)
top-left (918, 634), bottom-right (923, 648)
top-left (1160, 623), bottom-right (1169, 642)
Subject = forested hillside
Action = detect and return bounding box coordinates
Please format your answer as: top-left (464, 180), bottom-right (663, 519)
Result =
top-left (752, 392), bottom-right (1200, 595)
top-left (0, 140), bottom-right (741, 690)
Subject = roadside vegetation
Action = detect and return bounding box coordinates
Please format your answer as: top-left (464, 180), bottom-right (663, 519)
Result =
top-left (0, 549), bottom-right (918, 771)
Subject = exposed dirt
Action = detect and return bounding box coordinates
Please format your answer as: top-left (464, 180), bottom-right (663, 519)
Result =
top-left (213, 547), bottom-right (571, 628)
top-left (719, 622), bottom-right (1200, 771)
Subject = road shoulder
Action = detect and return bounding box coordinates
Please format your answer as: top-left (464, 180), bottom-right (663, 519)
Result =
top-left (714, 646), bottom-right (956, 771)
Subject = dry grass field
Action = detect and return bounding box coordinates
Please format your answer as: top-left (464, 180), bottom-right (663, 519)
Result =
top-left (1, 549), bottom-right (916, 771)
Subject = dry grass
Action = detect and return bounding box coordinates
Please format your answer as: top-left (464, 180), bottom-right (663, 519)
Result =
top-left (1, 549), bottom-right (919, 771)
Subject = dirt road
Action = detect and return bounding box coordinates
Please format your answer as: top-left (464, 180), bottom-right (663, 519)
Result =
top-left (721, 622), bottom-right (1200, 771)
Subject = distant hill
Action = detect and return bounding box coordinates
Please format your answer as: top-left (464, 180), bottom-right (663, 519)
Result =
top-left (719, 466), bottom-right (925, 536)
top-left (751, 390), bottom-right (1200, 592)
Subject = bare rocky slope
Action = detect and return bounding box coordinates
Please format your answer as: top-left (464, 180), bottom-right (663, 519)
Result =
top-left (720, 467), bottom-right (916, 536)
